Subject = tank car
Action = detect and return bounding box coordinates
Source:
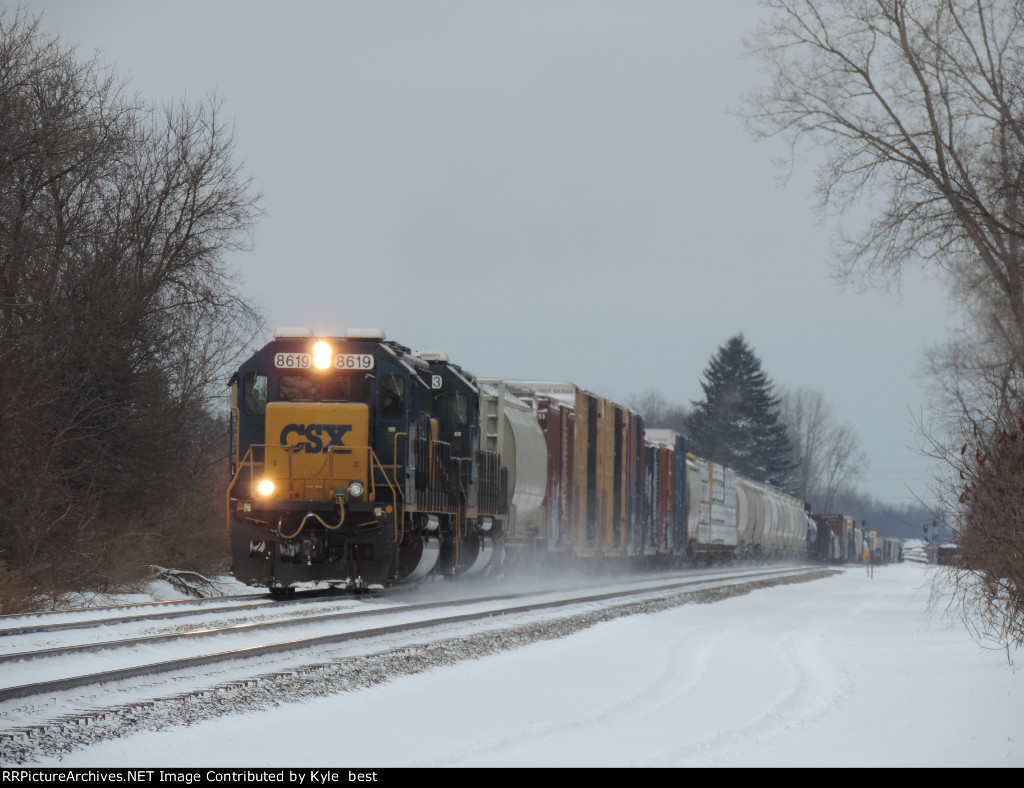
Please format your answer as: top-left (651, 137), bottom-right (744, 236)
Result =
top-left (226, 328), bottom-right (511, 591)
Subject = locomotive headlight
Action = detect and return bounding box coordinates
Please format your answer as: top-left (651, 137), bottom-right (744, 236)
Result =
top-left (347, 481), bottom-right (364, 499)
top-left (257, 479), bottom-right (276, 496)
top-left (312, 340), bottom-right (333, 370)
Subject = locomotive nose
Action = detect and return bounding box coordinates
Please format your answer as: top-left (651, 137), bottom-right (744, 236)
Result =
top-left (262, 401), bottom-right (370, 502)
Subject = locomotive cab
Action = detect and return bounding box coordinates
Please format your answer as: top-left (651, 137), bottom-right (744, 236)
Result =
top-left (229, 328), bottom-right (414, 589)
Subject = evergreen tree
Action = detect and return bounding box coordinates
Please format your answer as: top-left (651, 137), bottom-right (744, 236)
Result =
top-left (689, 334), bottom-right (794, 487)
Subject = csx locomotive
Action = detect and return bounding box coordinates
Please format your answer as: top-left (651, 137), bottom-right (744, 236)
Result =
top-left (227, 329), bottom-right (854, 592)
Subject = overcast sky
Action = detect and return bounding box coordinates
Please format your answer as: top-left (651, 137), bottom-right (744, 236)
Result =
top-left (28, 0), bottom-right (954, 511)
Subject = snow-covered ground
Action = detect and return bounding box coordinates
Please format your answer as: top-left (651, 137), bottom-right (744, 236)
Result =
top-left (22, 559), bottom-right (1022, 768)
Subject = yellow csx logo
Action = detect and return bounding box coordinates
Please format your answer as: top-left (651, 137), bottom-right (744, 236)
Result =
top-left (280, 423), bottom-right (352, 454)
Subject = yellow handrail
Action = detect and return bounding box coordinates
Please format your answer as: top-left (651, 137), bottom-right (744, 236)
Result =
top-left (389, 432), bottom-right (407, 543)
top-left (226, 445), bottom-right (262, 535)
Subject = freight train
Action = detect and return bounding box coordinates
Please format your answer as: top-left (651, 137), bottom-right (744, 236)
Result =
top-left (226, 328), bottom-right (891, 592)
top-left (811, 514), bottom-right (902, 566)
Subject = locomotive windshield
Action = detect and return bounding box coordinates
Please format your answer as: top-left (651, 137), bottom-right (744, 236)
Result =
top-left (243, 372), bottom-right (268, 416)
top-left (278, 371), bottom-right (371, 403)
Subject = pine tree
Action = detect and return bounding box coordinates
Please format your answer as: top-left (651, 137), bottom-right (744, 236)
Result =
top-left (689, 334), bottom-right (794, 487)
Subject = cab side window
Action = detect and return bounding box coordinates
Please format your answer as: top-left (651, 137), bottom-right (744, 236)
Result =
top-left (243, 372), bottom-right (268, 416)
top-left (443, 392), bottom-right (469, 430)
top-left (379, 373), bottom-right (405, 419)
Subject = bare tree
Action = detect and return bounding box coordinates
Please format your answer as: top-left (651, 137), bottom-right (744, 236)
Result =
top-left (743, 0), bottom-right (1024, 357)
top-left (779, 386), bottom-right (868, 510)
top-left (743, 0), bottom-right (1024, 646)
top-left (778, 386), bottom-right (832, 501)
top-left (918, 326), bottom-right (1024, 653)
top-left (0, 9), bottom-right (263, 608)
top-left (626, 389), bottom-right (689, 434)
top-left (818, 421), bottom-right (870, 512)
top-left (922, 385), bottom-right (1024, 657)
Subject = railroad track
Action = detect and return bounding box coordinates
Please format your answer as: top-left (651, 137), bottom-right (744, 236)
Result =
top-left (0, 565), bottom-right (825, 704)
top-left (0, 587), bottom-right (386, 636)
top-left (1, 597), bottom-right (296, 637)
top-left (0, 564), bottom-right (838, 765)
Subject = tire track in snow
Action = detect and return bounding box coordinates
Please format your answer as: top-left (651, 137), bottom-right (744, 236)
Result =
top-left (410, 619), bottom-right (727, 767)
top-left (648, 608), bottom-right (857, 766)
top-left (423, 577), bottom-right (854, 767)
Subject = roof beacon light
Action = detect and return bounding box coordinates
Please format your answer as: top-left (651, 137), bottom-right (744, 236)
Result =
top-left (274, 327), bottom-right (314, 338)
top-left (345, 328), bottom-right (386, 341)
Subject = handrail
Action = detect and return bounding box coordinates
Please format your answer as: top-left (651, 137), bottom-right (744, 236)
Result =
top-left (226, 444), bottom-right (262, 535)
top-left (389, 432), bottom-right (407, 544)
top-left (457, 456), bottom-right (472, 540)
top-left (368, 446), bottom-right (403, 544)
top-left (390, 431), bottom-right (407, 483)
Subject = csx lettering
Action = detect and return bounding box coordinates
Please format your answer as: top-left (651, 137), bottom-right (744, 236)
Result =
top-left (280, 423), bottom-right (353, 454)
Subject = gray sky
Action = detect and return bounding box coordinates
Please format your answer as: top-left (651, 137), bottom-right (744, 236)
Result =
top-left (29, 0), bottom-right (953, 509)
